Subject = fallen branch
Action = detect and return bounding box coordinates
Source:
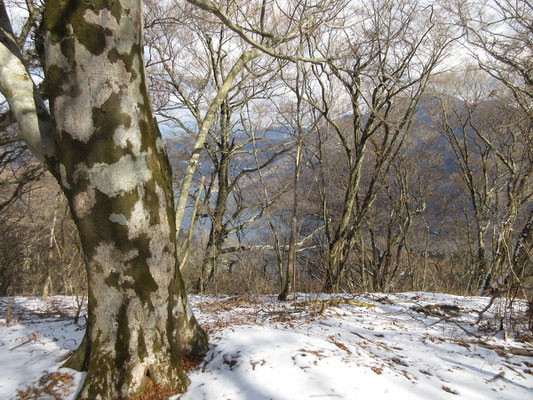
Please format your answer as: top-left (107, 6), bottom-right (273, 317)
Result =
top-left (441, 337), bottom-right (533, 357)
top-left (9, 333), bottom-right (40, 351)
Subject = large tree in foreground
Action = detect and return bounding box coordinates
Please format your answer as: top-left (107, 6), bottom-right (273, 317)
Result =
top-left (1, 0), bottom-right (207, 398)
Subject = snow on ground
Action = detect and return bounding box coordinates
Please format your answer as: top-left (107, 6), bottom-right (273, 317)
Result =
top-left (0, 296), bottom-right (85, 399)
top-left (1, 293), bottom-right (532, 399)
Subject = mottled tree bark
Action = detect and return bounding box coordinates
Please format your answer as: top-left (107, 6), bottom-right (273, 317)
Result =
top-left (42, 1), bottom-right (207, 398)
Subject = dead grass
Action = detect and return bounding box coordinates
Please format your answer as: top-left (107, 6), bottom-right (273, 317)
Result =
top-left (441, 385), bottom-right (459, 395)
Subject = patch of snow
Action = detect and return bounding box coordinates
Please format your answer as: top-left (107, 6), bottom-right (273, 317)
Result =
top-left (1, 293), bottom-right (532, 399)
top-left (0, 297), bottom-right (84, 399)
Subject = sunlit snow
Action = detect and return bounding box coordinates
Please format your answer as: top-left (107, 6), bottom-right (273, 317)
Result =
top-left (1, 293), bottom-right (532, 399)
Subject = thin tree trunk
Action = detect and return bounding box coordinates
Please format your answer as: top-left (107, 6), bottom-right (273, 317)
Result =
top-left (483, 208), bottom-right (533, 294)
top-left (279, 56), bottom-right (304, 301)
top-left (197, 94), bottom-right (238, 293)
top-left (323, 154), bottom-right (365, 293)
top-left (278, 168), bottom-right (298, 300)
top-left (473, 228), bottom-right (488, 292)
top-left (42, 193), bottom-right (60, 300)
top-left (279, 120), bottom-right (302, 300)
top-left (179, 176), bottom-right (205, 271)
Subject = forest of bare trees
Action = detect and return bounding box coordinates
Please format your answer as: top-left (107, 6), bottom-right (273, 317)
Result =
top-left (2, 0), bottom-right (529, 297)
top-left (0, 0), bottom-right (531, 397)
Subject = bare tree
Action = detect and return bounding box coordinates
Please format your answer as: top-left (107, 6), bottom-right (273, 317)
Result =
top-left (451, 0), bottom-right (533, 295)
top-left (307, 0), bottom-right (451, 291)
top-left (453, 0), bottom-right (532, 115)
top-left (430, 67), bottom-right (532, 295)
top-left (146, 1), bottom-right (294, 292)
top-left (430, 69), bottom-right (498, 291)
top-left (187, 0), bottom-right (454, 293)
top-left (274, 55), bottom-right (323, 300)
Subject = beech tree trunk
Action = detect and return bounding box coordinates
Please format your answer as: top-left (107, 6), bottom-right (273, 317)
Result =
top-left (41, 1), bottom-right (207, 398)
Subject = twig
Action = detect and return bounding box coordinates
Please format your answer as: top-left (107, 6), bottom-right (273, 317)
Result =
top-left (9, 334), bottom-right (41, 351)
top-left (488, 371), bottom-right (505, 383)
top-left (503, 363), bottom-right (526, 379)
top-left (429, 315), bottom-right (481, 339)
top-left (6, 299), bottom-right (11, 324)
top-left (475, 292), bottom-right (501, 324)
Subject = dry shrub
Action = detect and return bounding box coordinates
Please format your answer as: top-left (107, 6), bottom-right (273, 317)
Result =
top-left (207, 261), bottom-right (278, 295)
top-left (0, 173), bottom-right (86, 297)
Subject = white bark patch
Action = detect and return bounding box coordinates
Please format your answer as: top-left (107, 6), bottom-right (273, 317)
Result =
top-left (84, 7), bottom-right (147, 156)
top-left (111, 56), bottom-right (146, 156)
top-left (127, 199), bottom-right (150, 239)
top-left (110, 181), bottom-right (174, 289)
top-left (155, 137), bottom-right (165, 154)
top-left (130, 56), bottom-right (145, 106)
top-left (43, 34), bottom-right (70, 70)
top-left (92, 241), bottom-right (171, 394)
top-left (52, 42), bottom-right (132, 143)
top-left (82, 7), bottom-right (142, 95)
top-left (59, 164), bottom-right (71, 189)
top-left (186, 301), bottom-right (194, 321)
top-left (172, 294), bottom-right (197, 347)
top-left (83, 151), bottom-right (153, 197)
top-left (72, 188), bottom-right (96, 219)
top-left (90, 243), bottom-right (147, 395)
top-left (146, 183), bottom-right (174, 288)
top-left (148, 245), bottom-right (175, 290)
top-left (46, 6), bottom-right (144, 145)
top-left (82, 8), bottom-right (118, 31)
top-left (82, 11), bottom-right (144, 156)
top-left (119, 0), bottom-right (141, 11)
top-left (109, 213), bottom-right (128, 225)
top-left (92, 242), bottom-right (138, 334)
top-left (172, 295), bottom-right (185, 338)
top-left (83, 7), bottom-right (139, 55)
top-left (122, 297), bottom-right (152, 390)
top-left (113, 123), bottom-right (142, 155)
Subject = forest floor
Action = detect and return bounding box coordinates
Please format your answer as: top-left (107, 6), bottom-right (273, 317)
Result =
top-left (1, 292), bottom-right (533, 399)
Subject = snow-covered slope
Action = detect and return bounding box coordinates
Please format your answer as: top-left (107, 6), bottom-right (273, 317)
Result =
top-left (1, 293), bottom-right (532, 399)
